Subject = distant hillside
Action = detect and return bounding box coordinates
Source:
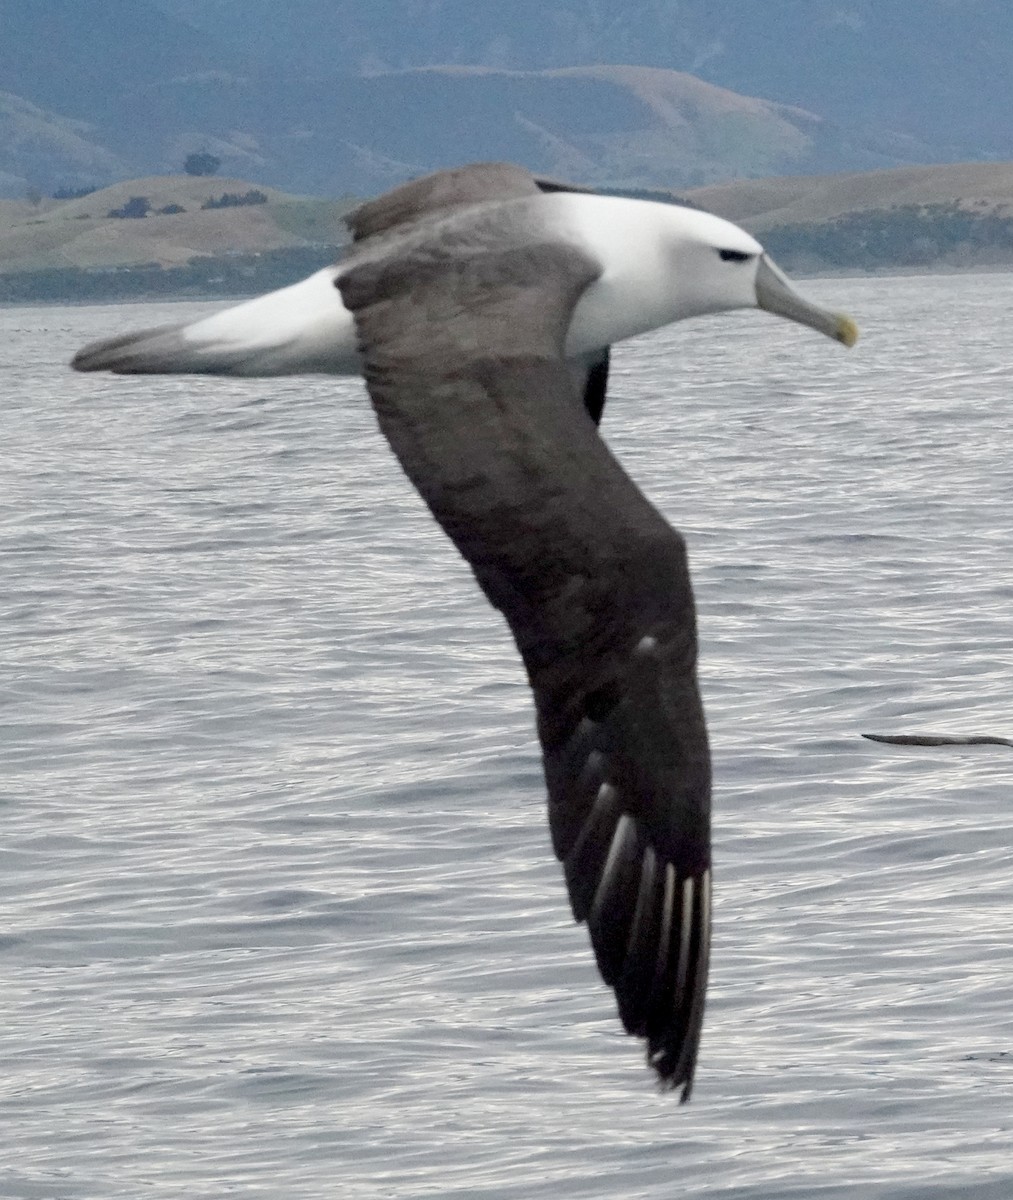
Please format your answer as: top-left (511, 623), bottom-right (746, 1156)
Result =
top-left (5, 162), bottom-right (1013, 303)
top-left (686, 162), bottom-right (1013, 232)
top-left (0, 175), bottom-right (352, 301)
top-left (0, 0), bottom-right (240, 122)
top-left (0, 91), bottom-right (128, 199)
top-left (0, 176), bottom-right (352, 274)
top-left (280, 65), bottom-right (925, 194)
top-left (6, 1), bottom-right (1013, 201)
top-left (155, 0), bottom-right (1013, 160)
top-left (0, 58), bottom-right (946, 199)
top-left (688, 162), bottom-right (1013, 271)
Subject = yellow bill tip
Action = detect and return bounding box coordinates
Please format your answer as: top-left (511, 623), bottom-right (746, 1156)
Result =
top-left (835, 315), bottom-right (859, 348)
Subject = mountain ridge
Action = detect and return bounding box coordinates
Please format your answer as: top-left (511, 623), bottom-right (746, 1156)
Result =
top-left (152, 0), bottom-right (1013, 155)
top-left (2, 1), bottom-right (1007, 198)
top-left (0, 62), bottom-right (948, 200)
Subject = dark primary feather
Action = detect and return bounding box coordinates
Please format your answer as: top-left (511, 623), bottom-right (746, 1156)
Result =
top-left (337, 174), bottom-right (712, 1098)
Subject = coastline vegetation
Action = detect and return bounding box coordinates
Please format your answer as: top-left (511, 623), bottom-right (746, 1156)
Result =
top-left (762, 202), bottom-right (1013, 271)
top-left (4, 190), bottom-right (1013, 305)
top-left (0, 245), bottom-right (344, 304)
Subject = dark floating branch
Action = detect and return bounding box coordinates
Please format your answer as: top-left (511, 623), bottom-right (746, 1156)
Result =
top-left (862, 733), bottom-right (1013, 748)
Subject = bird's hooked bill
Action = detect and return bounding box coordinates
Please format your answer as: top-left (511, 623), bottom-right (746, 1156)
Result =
top-left (755, 254), bottom-right (859, 347)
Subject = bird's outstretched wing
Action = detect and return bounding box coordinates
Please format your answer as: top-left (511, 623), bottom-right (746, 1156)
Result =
top-left (347, 162), bottom-right (613, 426)
top-left (71, 265), bottom-right (353, 376)
top-left (70, 161), bottom-right (613, 422)
top-left (338, 201), bottom-right (711, 1098)
top-left (70, 162), bottom-right (542, 380)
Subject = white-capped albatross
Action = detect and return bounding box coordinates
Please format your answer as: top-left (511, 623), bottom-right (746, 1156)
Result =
top-left (72, 162), bottom-right (858, 1099)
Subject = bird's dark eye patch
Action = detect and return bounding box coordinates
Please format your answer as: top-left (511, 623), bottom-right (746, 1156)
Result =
top-left (718, 248), bottom-right (752, 263)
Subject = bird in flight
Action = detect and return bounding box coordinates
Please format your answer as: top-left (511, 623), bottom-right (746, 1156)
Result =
top-left (74, 161), bottom-right (857, 1099)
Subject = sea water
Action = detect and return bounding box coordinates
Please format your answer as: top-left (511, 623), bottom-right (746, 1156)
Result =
top-left (2, 274), bottom-right (1012, 1198)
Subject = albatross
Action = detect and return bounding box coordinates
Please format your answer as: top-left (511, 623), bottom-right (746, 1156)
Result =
top-left (72, 162), bottom-right (858, 1099)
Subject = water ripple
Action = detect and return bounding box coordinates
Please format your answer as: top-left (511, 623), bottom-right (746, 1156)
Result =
top-left (2, 277), bottom-right (1011, 1197)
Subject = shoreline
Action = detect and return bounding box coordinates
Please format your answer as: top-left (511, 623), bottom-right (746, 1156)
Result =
top-left (5, 261), bottom-right (1012, 309)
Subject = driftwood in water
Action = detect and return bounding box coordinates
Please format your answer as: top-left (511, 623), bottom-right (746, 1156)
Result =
top-left (862, 733), bottom-right (1013, 748)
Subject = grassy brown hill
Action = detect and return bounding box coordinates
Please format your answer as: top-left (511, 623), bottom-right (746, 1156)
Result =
top-left (684, 161), bottom-right (1013, 271)
top-left (355, 64), bottom-right (850, 190)
top-left (0, 175), bottom-right (353, 273)
top-left (4, 161), bottom-right (1013, 301)
top-left (685, 161), bottom-right (1013, 232)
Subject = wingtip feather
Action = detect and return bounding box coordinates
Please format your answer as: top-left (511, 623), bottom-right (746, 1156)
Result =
top-left (70, 325), bottom-right (194, 374)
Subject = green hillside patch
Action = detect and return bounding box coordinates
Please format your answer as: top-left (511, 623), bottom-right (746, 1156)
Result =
top-left (270, 199), bottom-right (358, 243)
top-left (0, 175), bottom-right (355, 296)
top-left (0, 245), bottom-right (343, 304)
top-left (764, 203), bottom-right (1013, 271)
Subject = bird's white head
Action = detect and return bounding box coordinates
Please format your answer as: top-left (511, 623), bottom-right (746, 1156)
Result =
top-left (562, 194), bottom-right (858, 355)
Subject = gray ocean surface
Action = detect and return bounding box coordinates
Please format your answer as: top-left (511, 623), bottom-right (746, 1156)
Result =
top-left (2, 273), bottom-right (1012, 1199)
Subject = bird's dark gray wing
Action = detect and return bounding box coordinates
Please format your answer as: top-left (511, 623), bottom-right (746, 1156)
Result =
top-left (348, 163), bottom-right (614, 426)
top-left (338, 227), bottom-right (711, 1099)
top-left (345, 161), bottom-right (598, 244)
top-left (347, 161), bottom-right (541, 241)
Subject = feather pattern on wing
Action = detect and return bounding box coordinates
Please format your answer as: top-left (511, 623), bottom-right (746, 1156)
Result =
top-left (337, 167), bottom-right (712, 1097)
